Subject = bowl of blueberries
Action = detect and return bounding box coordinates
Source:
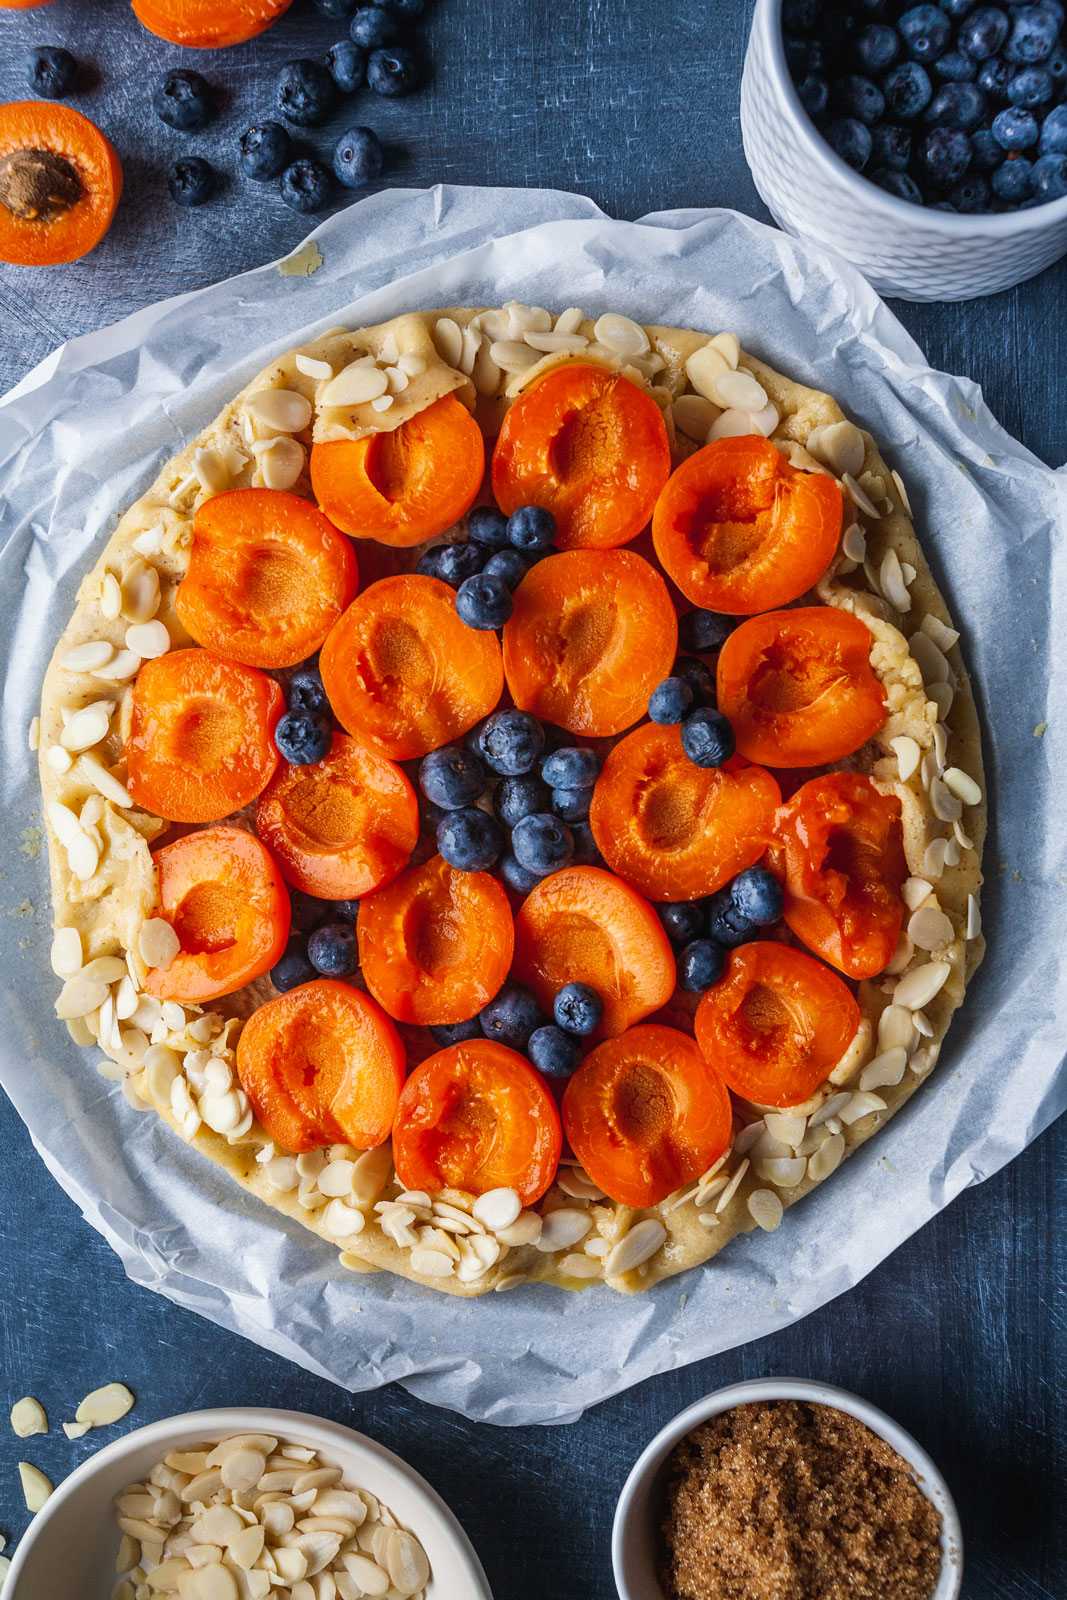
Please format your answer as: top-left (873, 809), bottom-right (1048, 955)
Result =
top-left (740, 0), bottom-right (1067, 299)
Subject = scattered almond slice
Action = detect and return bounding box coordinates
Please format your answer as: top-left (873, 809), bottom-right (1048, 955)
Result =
top-left (10, 1396), bottom-right (47, 1438)
top-left (18, 1461), bottom-right (53, 1513)
top-left (75, 1381), bottom-right (134, 1429)
top-left (62, 1420), bottom-right (92, 1440)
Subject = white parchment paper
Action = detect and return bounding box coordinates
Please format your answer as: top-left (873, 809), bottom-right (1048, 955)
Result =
top-left (1, 186), bottom-right (1064, 1426)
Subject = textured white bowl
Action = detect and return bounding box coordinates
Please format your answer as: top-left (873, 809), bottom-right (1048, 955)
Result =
top-left (3, 1406), bottom-right (492, 1600)
top-left (612, 1377), bottom-right (963, 1600)
top-left (741, 0), bottom-right (1067, 300)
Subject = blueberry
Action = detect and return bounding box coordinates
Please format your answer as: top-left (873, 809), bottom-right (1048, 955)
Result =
top-left (947, 172), bottom-right (992, 207)
top-left (499, 852), bottom-right (544, 894)
top-left (1032, 149), bottom-right (1067, 198)
top-left (289, 665), bottom-right (329, 716)
top-left (977, 55), bottom-right (1016, 99)
top-left (481, 549), bottom-right (529, 591)
top-left (970, 126), bottom-right (1004, 168)
top-left (456, 572), bottom-right (514, 631)
top-left (991, 154), bottom-right (1034, 197)
top-left (527, 1025), bottom-right (581, 1078)
top-left (680, 708), bottom-right (736, 768)
top-left (1040, 104), bottom-right (1067, 154)
top-left (479, 982), bottom-right (547, 1050)
top-left (570, 822), bottom-right (601, 867)
top-left (706, 890), bottom-right (756, 948)
top-left (429, 1017), bottom-right (483, 1046)
top-left (677, 938), bottom-right (727, 993)
top-left (657, 901), bottom-right (706, 946)
top-left (959, 5), bottom-right (1011, 58)
top-left (494, 773), bottom-right (551, 827)
top-left (332, 899), bottom-right (361, 922)
top-left (467, 506), bottom-right (510, 549)
top-left (418, 791), bottom-right (446, 833)
top-left (1046, 42), bottom-right (1067, 91)
top-left (277, 59), bottom-right (337, 126)
top-left (730, 865), bottom-right (784, 926)
top-left (883, 60), bottom-right (934, 117)
top-left (506, 504), bottom-right (557, 552)
top-left (551, 785), bottom-right (591, 823)
top-left (856, 23), bottom-right (900, 72)
top-left (417, 540), bottom-right (484, 587)
top-left (672, 655), bottom-right (716, 706)
top-left (921, 126), bottom-right (974, 181)
top-left (436, 807), bottom-right (504, 872)
top-left (797, 73), bottom-right (830, 118)
top-left (938, 0), bottom-right (978, 16)
top-left (271, 937), bottom-right (317, 992)
top-left (289, 890), bottom-right (330, 934)
top-left (367, 45), bottom-right (423, 97)
top-left (307, 922), bottom-right (360, 977)
top-left (26, 45), bottom-right (78, 99)
top-left (541, 746), bottom-right (599, 789)
top-left (993, 105), bottom-right (1040, 147)
top-left (933, 50), bottom-right (979, 81)
top-left (332, 125), bottom-right (383, 191)
top-left (168, 157), bottom-right (216, 207)
top-left (871, 122), bottom-right (913, 169)
top-left (1007, 65), bottom-right (1055, 106)
top-left (317, 0), bottom-right (357, 15)
top-left (678, 608), bottom-right (733, 653)
top-left (648, 677), bottom-right (694, 724)
top-left (553, 981), bottom-right (604, 1037)
top-left (239, 122), bottom-right (293, 181)
top-left (152, 68), bottom-right (212, 132)
top-left (418, 744), bottom-right (487, 809)
top-left (511, 812), bottom-right (574, 876)
top-left (280, 158), bottom-right (333, 212)
top-left (783, 0), bottom-right (820, 28)
top-left (925, 82), bottom-right (986, 128)
top-left (350, 5), bottom-right (401, 47)
top-left (825, 116), bottom-right (875, 168)
top-left (787, 37), bottom-right (823, 77)
top-left (479, 709), bottom-right (545, 775)
top-left (325, 40), bottom-right (367, 94)
top-left (275, 711), bottom-right (332, 765)
top-left (1005, 4), bottom-right (1061, 62)
top-left (899, 4), bottom-right (952, 61)
top-left (381, 0), bottom-right (426, 14)
top-left (872, 166), bottom-right (925, 200)
top-left (832, 73), bottom-right (886, 123)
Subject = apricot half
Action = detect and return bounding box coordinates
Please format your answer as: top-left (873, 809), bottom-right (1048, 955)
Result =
top-left (131, 0), bottom-right (293, 48)
top-left (0, 103), bottom-right (121, 266)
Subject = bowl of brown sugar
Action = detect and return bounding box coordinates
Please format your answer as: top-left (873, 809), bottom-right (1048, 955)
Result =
top-left (612, 1377), bottom-right (962, 1600)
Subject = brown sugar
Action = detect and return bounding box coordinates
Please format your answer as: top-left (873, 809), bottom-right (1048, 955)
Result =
top-left (658, 1399), bottom-right (943, 1600)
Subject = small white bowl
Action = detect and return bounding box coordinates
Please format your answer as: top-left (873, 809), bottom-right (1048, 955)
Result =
top-left (740, 0), bottom-right (1067, 301)
top-left (612, 1377), bottom-right (963, 1600)
top-left (4, 1406), bottom-right (492, 1600)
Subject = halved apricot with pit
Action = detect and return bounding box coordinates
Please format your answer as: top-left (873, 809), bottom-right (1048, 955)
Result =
top-left (126, 648), bottom-right (283, 823)
top-left (491, 362), bottom-right (671, 550)
top-left (502, 548), bottom-right (677, 738)
top-left (357, 852), bottom-right (514, 1026)
top-left (512, 865), bottom-right (675, 1038)
top-left (562, 1024), bottom-right (732, 1208)
top-left (131, 0), bottom-right (293, 48)
top-left (256, 731), bottom-right (418, 901)
top-left (175, 489), bottom-right (358, 669)
top-left (589, 723), bottom-right (781, 901)
top-left (392, 1039), bottom-right (562, 1205)
top-left (717, 606), bottom-right (887, 768)
top-left (0, 103), bottom-right (121, 267)
top-left (652, 435), bottom-right (843, 614)
top-left (320, 574), bottom-right (503, 760)
top-left (695, 941), bottom-right (860, 1109)
top-left (236, 979), bottom-right (405, 1154)
top-left (310, 393), bottom-right (484, 549)
top-left (145, 825), bottom-right (290, 1003)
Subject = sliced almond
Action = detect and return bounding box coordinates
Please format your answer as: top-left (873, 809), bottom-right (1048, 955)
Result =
top-left (139, 919), bottom-right (181, 970)
top-left (18, 1460), bottom-right (53, 1512)
top-left (319, 365), bottom-right (389, 407)
top-left (59, 640), bottom-right (115, 672)
top-left (605, 1218), bottom-right (666, 1275)
top-left (295, 352), bottom-right (333, 380)
top-left (76, 1381), bottom-right (134, 1428)
top-left (10, 1396), bottom-right (47, 1438)
top-left (245, 389), bottom-right (313, 432)
top-left (709, 368), bottom-right (767, 412)
top-left (747, 1189), bottom-right (784, 1231)
top-left (60, 701), bottom-right (112, 752)
top-left (685, 342), bottom-right (730, 399)
top-left (592, 312), bottom-right (649, 356)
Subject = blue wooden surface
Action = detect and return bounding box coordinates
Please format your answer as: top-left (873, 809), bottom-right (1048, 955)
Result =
top-left (0, 3), bottom-right (1064, 1597)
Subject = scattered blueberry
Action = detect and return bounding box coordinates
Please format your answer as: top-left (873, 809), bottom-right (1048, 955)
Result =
top-left (277, 59), bottom-right (337, 126)
top-left (350, 5), bottom-right (402, 47)
top-left (429, 1017), bottom-right (483, 1046)
top-left (280, 158), bottom-right (333, 213)
top-left (26, 45), bottom-right (78, 99)
top-left (921, 126), bottom-right (974, 182)
top-left (325, 40), bottom-right (367, 94)
top-left (332, 899), bottom-right (361, 922)
top-left (900, 4), bottom-right (953, 60)
top-left (168, 157), bottom-right (216, 207)
top-left (925, 82), bottom-right (986, 128)
top-left (978, 55), bottom-right (1016, 99)
top-left (479, 709), bottom-right (545, 775)
top-left (275, 711), bottom-right (332, 765)
top-left (678, 608), bottom-right (734, 654)
top-left (499, 852), bottom-right (544, 894)
top-left (677, 938), bottom-right (727, 994)
top-left (993, 104), bottom-right (1040, 147)
top-left (482, 549), bottom-right (529, 591)
top-left (506, 504), bottom-right (557, 553)
top-left (541, 747), bottom-right (599, 790)
top-left (1005, 4), bottom-right (1061, 62)
top-left (239, 122), bottom-right (293, 182)
top-left (825, 116), bottom-right (875, 169)
top-left (478, 982), bottom-right (547, 1051)
top-left (680, 708), bottom-right (736, 768)
top-left (289, 665), bottom-right (329, 716)
top-left (883, 60), bottom-right (935, 117)
top-left (418, 745), bottom-right (487, 810)
top-left (1040, 103), bottom-right (1067, 152)
top-left (367, 45), bottom-right (423, 97)
top-left (856, 23), bottom-right (900, 72)
top-left (332, 125), bottom-right (383, 188)
top-left (672, 655), bottom-right (716, 706)
top-left (833, 73), bottom-right (886, 122)
top-left (873, 166), bottom-right (925, 199)
top-left (551, 785), bottom-right (591, 823)
top-left (495, 773), bottom-right (551, 828)
top-left (1032, 148), bottom-right (1067, 196)
top-left (706, 890), bottom-right (756, 948)
top-left (271, 937), bottom-right (317, 992)
top-left (436, 807), bottom-right (504, 872)
top-left (933, 49), bottom-right (979, 81)
top-left (527, 1025), bottom-right (581, 1078)
top-left (657, 901), bottom-right (706, 946)
top-left (308, 922), bottom-right (360, 977)
top-left (648, 677), bottom-right (694, 725)
top-left (153, 69), bottom-right (213, 131)
top-left (417, 540), bottom-right (484, 587)
top-left (511, 812), bottom-right (574, 875)
top-left (456, 572), bottom-right (514, 631)
top-left (289, 890), bottom-right (330, 934)
top-left (960, 6), bottom-right (1012, 60)
top-left (1008, 64), bottom-right (1056, 105)
top-left (467, 506), bottom-right (510, 550)
top-left (553, 981), bottom-right (605, 1037)
top-left (730, 866), bottom-right (784, 926)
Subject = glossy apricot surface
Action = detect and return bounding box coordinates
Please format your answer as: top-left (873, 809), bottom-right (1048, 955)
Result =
top-left (131, 0), bottom-right (292, 47)
top-left (0, 103), bottom-right (121, 266)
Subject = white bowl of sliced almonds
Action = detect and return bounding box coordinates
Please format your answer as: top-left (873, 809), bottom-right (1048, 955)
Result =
top-left (3, 1406), bottom-right (491, 1600)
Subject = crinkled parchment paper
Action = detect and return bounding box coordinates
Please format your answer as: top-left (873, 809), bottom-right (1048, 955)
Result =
top-left (1, 186), bottom-right (1064, 1426)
